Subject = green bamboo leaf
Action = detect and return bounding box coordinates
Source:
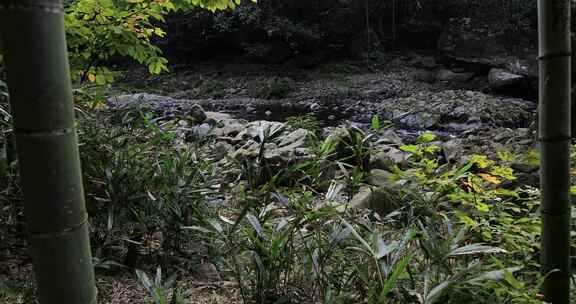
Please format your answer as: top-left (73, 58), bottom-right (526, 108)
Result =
top-left (380, 253), bottom-right (413, 300)
top-left (342, 219), bottom-right (374, 256)
top-left (449, 244), bottom-right (507, 256)
top-left (247, 213), bottom-right (267, 240)
top-left (425, 279), bottom-right (452, 304)
top-left (467, 267), bottom-right (523, 283)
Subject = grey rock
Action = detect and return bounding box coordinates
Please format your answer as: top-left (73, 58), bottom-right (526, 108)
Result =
top-left (440, 139), bottom-right (463, 164)
top-left (350, 185), bottom-right (399, 215)
top-left (234, 121), bottom-right (285, 142)
top-left (436, 69), bottom-right (474, 82)
top-left (205, 111), bottom-right (233, 122)
top-left (376, 130), bottom-right (404, 146)
top-left (278, 128), bottom-right (309, 148)
top-left (211, 119), bottom-right (248, 138)
top-left (213, 142), bottom-right (234, 161)
top-left (195, 262), bottom-right (221, 282)
top-left (367, 169), bottom-right (396, 187)
top-left (190, 123), bottom-right (212, 137)
top-left (370, 147), bottom-right (411, 170)
top-left (488, 68), bottom-right (525, 90)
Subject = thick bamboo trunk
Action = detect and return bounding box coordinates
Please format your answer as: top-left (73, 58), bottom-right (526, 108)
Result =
top-left (0, 0), bottom-right (97, 303)
top-left (538, 0), bottom-right (571, 303)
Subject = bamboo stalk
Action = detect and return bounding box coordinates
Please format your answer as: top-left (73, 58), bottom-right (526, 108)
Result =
top-left (538, 0), bottom-right (571, 302)
top-left (0, 0), bottom-right (97, 303)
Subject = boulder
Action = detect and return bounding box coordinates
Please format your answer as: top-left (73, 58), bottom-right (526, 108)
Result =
top-left (367, 169), bottom-right (396, 187)
top-left (375, 130), bottom-right (404, 146)
top-left (195, 262), bottom-right (221, 282)
top-left (230, 123), bottom-right (312, 170)
top-left (488, 68), bottom-right (525, 89)
top-left (350, 185), bottom-right (399, 215)
top-left (205, 111), bottom-right (233, 125)
top-left (487, 68), bottom-right (535, 99)
top-left (213, 142), bottom-right (234, 161)
top-left (211, 118), bottom-right (249, 138)
top-left (436, 69), bottom-right (474, 82)
top-left (370, 148), bottom-right (410, 170)
top-left (233, 121), bottom-right (285, 142)
top-left (438, 18), bottom-right (537, 77)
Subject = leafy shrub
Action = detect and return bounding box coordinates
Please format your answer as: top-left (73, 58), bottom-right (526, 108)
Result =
top-left (64, 0), bottom-right (255, 84)
top-left (76, 110), bottom-right (220, 268)
top-left (177, 128), bottom-right (547, 304)
top-left (65, 0), bottom-right (174, 83)
top-left (285, 114), bottom-right (320, 133)
top-left (79, 111), bottom-right (216, 228)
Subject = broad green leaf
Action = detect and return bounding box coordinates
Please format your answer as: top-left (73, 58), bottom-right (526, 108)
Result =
top-left (417, 132), bottom-right (436, 144)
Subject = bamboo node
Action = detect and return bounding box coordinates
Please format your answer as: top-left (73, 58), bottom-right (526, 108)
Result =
top-left (16, 127), bottom-right (75, 138)
top-left (28, 214), bottom-right (89, 239)
top-left (538, 135), bottom-right (571, 143)
top-left (538, 52), bottom-right (572, 60)
top-left (540, 209), bottom-right (571, 217)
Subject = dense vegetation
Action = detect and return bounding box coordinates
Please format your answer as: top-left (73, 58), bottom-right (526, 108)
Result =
top-left (0, 103), bottom-right (550, 303)
top-left (0, 0), bottom-right (574, 303)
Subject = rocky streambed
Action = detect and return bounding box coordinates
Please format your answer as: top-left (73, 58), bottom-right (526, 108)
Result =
top-left (107, 55), bottom-right (539, 213)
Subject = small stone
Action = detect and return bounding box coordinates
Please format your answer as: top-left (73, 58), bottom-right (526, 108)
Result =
top-left (370, 148), bottom-right (411, 170)
top-left (376, 130), bottom-right (404, 146)
top-left (205, 111), bottom-right (233, 122)
top-left (195, 262), bottom-right (221, 282)
top-left (213, 142), bottom-right (233, 161)
top-left (350, 185), bottom-right (398, 215)
top-left (310, 103), bottom-right (321, 111)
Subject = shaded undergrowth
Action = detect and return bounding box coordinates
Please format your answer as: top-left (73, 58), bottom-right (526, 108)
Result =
top-left (0, 105), bottom-right (559, 304)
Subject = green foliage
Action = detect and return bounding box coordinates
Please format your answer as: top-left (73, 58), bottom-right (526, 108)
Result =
top-left (176, 128), bottom-right (547, 304)
top-left (0, 280), bottom-right (36, 304)
top-left (285, 113), bottom-right (320, 133)
top-left (73, 110), bottom-right (221, 271)
top-left (64, 0), bottom-right (254, 84)
top-left (65, 0), bottom-right (175, 83)
top-left (136, 267), bottom-right (184, 304)
top-left (0, 94), bottom-right (551, 303)
top-left (370, 115), bottom-right (382, 132)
